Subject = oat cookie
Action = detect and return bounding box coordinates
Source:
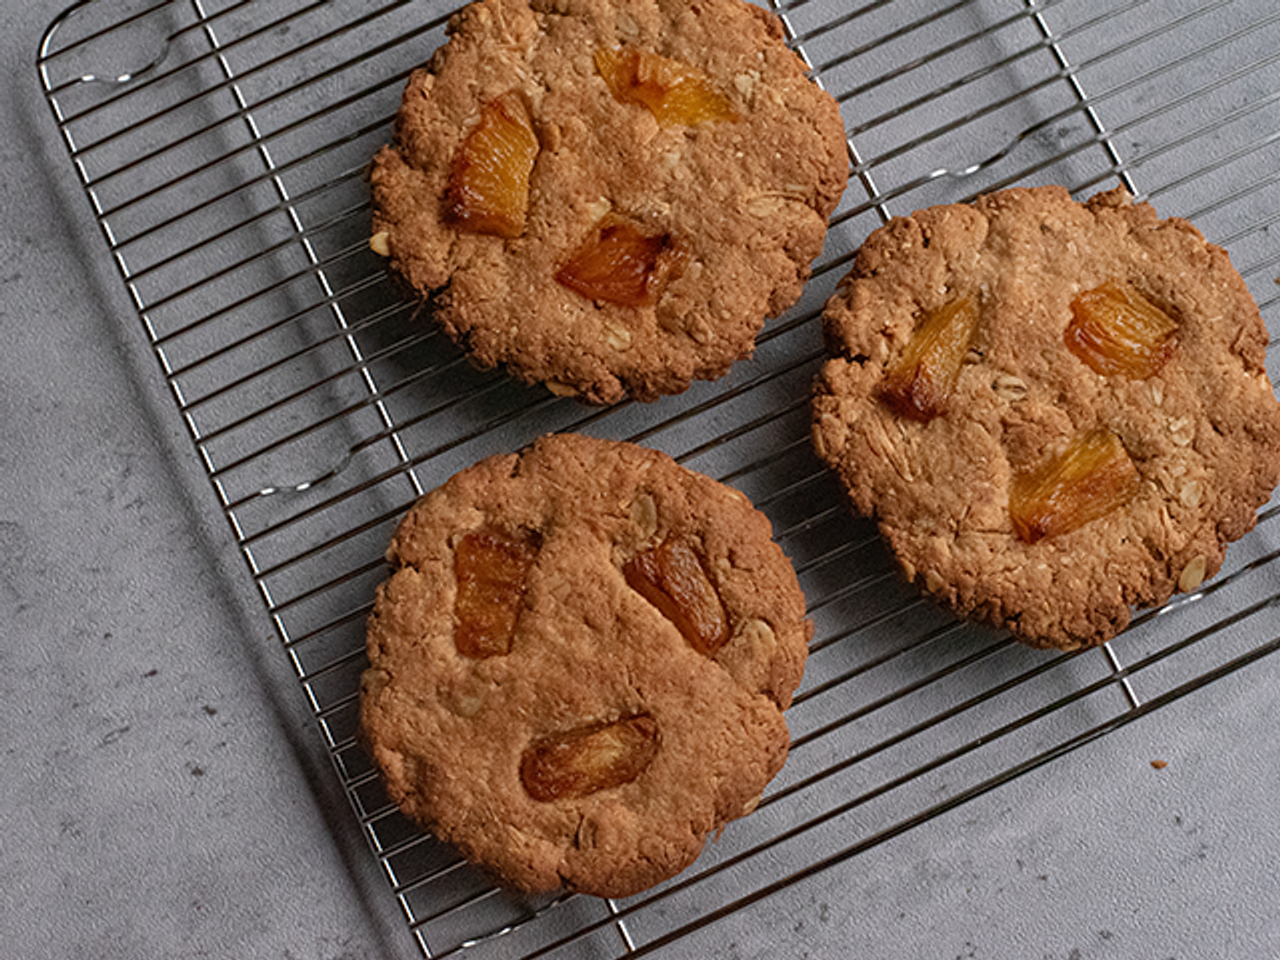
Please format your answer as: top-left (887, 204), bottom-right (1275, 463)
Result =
top-left (360, 433), bottom-right (811, 896)
top-left (812, 185), bottom-right (1280, 649)
top-left (370, 0), bottom-right (848, 404)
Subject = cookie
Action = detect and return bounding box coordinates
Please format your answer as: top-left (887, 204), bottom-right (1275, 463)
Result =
top-left (812, 185), bottom-right (1280, 649)
top-left (360, 433), bottom-right (811, 896)
top-left (369, 0), bottom-right (848, 404)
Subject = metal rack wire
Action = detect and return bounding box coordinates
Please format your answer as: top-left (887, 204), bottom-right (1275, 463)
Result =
top-left (38, 0), bottom-right (1280, 956)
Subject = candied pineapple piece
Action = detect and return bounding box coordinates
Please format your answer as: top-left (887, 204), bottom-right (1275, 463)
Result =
top-left (555, 213), bottom-right (682, 306)
top-left (446, 93), bottom-right (540, 239)
top-left (624, 537), bottom-right (730, 657)
top-left (1065, 281), bottom-right (1179, 379)
top-left (521, 715), bottom-right (660, 802)
top-left (453, 530), bottom-right (539, 658)
top-left (1009, 429), bottom-right (1140, 544)
top-left (595, 45), bottom-right (738, 126)
top-left (879, 297), bottom-right (980, 422)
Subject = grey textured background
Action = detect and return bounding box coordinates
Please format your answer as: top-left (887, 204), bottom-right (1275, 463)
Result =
top-left (4, 1), bottom-right (1280, 958)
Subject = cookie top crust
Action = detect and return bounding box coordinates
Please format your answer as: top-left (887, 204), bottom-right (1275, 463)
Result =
top-left (370, 0), bottom-right (848, 404)
top-left (812, 185), bottom-right (1280, 649)
top-left (360, 433), bottom-right (811, 897)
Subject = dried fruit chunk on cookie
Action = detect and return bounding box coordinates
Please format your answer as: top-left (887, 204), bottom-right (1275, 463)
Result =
top-left (1065, 281), bottom-right (1179, 379)
top-left (812, 184), bottom-right (1280, 649)
top-left (555, 213), bottom-right (684, 307)
top-left (446, 92), bottom-right (540, 239)
top-left (454, 530), bottom-right (539, 658)
top-left (1009, 429), bottom-right (1140, 544)
top-left (595, 45), bottom-right (738, 126)
top-left (879, 296), bottom-right (980, 422)
top-left (521, 715), bottom-right (659, 802)
top-left (369, 0), bottom-right (849, 404)
top-left (624, 537), bottom-right (730, 657)
top-left (361, 434), bottom-right (811, 897)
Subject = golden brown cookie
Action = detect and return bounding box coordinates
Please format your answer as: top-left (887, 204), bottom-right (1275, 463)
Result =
top-left (370, 0), bottom-right (848, 404)
top-left (812, 185), bottom-right (1280, 649)
top-left (360, 433), bottom-right (811, 896)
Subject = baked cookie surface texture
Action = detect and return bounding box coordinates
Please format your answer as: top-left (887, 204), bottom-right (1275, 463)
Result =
top-left (812, 185), bottom-right (1280, 649)
top-left (370, 0), bottom-right (849, 404)
top-left (360, 433), bottom-right (811, 897)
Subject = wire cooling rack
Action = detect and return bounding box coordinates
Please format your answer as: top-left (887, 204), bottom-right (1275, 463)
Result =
top-left (38, 0), bottom-right (1280, 956)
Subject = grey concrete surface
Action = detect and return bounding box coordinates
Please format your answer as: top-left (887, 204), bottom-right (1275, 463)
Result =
top-left (2, 3), bottom-right (413, 957)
